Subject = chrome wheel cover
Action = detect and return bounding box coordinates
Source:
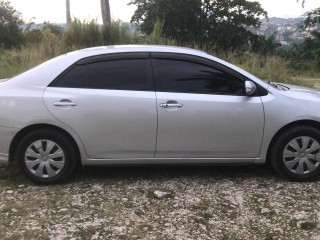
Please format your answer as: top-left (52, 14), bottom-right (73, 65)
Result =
top-left (283, 136), bottom-right (320, 175)
top-left (24, 140), bottom-right (65, 178)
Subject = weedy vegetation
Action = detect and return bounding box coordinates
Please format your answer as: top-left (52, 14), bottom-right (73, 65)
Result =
top-left (0, 19), bottom-right (319, 88)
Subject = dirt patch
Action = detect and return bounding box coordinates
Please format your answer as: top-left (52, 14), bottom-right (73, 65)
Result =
top-left (0, 164), bottom-right (320, 239)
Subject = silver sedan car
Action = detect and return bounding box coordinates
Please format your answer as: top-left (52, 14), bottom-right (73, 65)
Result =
top-left (1, 45), bottom-right (320, 184)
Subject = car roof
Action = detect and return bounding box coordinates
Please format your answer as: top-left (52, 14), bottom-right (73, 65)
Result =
top-left (76, 45), bottom-right (206, 54)
top-left (66, 45), bottom-right (209, 59)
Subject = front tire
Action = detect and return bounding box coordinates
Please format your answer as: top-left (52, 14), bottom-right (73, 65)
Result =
top-left (270, 126), bottom-right (320, 181)
top-left (16, 129), bottom-right (77, 185)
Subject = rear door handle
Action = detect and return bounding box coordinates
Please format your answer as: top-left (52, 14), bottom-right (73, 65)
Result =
top-left (160, 103), bottom-right (183, 108)
top-left (53, 99), bottom-right (77, 107)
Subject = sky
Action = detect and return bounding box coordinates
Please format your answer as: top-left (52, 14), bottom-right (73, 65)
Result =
top-left (8, 0), bottom-right (320, 24)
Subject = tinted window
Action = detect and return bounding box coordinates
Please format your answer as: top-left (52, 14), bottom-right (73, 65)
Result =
top-left (53, 65), bottom-right (88, 88)
top-left (157, 59), bottom-right (244, 95)
top-left (88, 59), bottom-right (150, 91)
top-left (52, 59), bottom-right (151, 91)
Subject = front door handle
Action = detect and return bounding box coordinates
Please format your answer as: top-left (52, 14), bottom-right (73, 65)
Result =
top-left (160, 103), bottom-right (183, 108)
top-left (53, 99), bottom-right (77, 107)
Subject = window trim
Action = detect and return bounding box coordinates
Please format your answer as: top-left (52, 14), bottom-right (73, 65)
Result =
top-left (48, 51), bottom-right (268, 96)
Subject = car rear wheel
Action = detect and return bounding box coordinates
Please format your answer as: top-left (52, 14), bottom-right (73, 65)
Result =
top-left (16, 129), bottom-right (77, 184)
top-left (270, 126), bottom-right (320, 181)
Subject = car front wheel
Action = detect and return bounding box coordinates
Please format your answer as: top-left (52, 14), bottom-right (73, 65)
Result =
top-left (16, 129), bottom-right (77, 184)
top-left (271, 126), bottom-right (320, 181)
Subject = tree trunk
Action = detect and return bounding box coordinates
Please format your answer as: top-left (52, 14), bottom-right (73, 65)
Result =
top-left (100, 0), bottom-right (111, 25)
top-left (66, 0), bottom-right (71, 26)
top-left (296, 0), bottom-right (306, 7)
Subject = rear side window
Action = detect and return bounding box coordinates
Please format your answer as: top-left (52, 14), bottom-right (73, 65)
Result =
top-left (88, 59), bottom-right (150, 91)
top-left (52, 59), bottom-right (151, 91)
top-left (53, 65), bottom-right (88, 88)
top-left (156, 59), bottom-right (244, 95)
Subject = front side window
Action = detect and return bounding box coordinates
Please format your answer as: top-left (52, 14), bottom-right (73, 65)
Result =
top-left (52, 59), bottom-right (151, 91)
top-left (156, 59), bottom-right (244, 95)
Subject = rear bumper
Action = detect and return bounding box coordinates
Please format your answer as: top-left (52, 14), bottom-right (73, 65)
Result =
top-left (0, 127), bottom-right (20, 165)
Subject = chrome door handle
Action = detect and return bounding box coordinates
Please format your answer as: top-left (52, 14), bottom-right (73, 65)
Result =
top-left (160, 103), bottom-right (183, 108)
top-left (53, 100), bottom-right (77, 107)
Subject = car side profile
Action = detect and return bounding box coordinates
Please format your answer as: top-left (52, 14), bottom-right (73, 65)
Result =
top-left (1, 45), bottom-right (320, 184)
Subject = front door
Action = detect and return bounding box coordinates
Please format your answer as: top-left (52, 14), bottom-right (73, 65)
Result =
top-left (154, 57), bottom-right (264, 158)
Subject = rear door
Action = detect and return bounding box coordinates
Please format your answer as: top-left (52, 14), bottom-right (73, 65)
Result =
top-left (43, 53), bottom-right (157, 159)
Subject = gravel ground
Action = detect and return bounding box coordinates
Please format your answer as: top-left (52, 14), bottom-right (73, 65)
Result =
top-left (1, 163), bottom-right (320, 240)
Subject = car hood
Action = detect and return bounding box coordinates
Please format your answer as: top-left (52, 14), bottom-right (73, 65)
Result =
top-left (284, 84), bottom-right (320, 94)
top-left (278, 83), bottom-right (320, 101)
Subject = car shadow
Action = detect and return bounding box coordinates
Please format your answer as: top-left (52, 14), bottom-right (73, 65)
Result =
top-left (70, 164), bottom-right (280, 183)
top-left (0, 163), bottom-right (284, 185)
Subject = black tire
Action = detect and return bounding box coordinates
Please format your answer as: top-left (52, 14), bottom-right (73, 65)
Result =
top-left (270, 126), bottom-right (320, 182)
top-left (16, 129), bottom-right (77, 185)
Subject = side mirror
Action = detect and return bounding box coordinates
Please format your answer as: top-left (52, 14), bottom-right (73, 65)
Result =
top-left (245, 81), bottom-right (257, 96)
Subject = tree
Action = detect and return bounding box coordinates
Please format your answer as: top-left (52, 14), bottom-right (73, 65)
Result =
top-left (298, 7), bottom-right (320, 68)
top-left (203, 0), bottom-right (268, 49)
top-left (251, 34), bottom-right (281, 55)
top-left (100, 0), bottom-right (111, 25)
top-left (66, 0), bottom-right (71, 26)
top-left (296, 0), bottom-right (306, 7)
top-left (299, 7), bottom-right (320, 29)
top-left (0, 0), bottom-right (24, 48)
top-left (131, 0), bottom-right (204, 44)
top-left (130, 0), bottom-right (267, 50)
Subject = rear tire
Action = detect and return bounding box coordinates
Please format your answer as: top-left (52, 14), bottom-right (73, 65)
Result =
top-left (16, 129), bottom-right (77, 185)
top-left (270, 126), bottom-right (320, 181)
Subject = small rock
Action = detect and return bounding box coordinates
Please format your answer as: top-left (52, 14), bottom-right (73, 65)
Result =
top-left (6, 190), bottom-right (13, 194)
top-left (154, 190), bottom-right (171, 198)
top-left (200, 224), bottom-right (207, 231)
top-left (261, 208), bottom-right (271, 214)
top-left (113, 226), bottom-right (126, 235)
top-left (92, 184), bottom-right (103, 192)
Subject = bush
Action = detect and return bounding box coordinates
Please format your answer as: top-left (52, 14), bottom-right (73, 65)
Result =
top-left (0, 1), bottom-right (24, 49)
top-left (63, 18), bottom-right (103, 48)
top-left (103, 20), bottom-right (135, 45)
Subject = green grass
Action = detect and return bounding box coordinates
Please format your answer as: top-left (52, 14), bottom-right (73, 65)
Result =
top-left (210, 50), bottom-right (316, 88)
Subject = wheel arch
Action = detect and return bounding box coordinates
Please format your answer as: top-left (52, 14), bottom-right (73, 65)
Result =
top-left (9, 124), bottom-right (81, 166)
top-left (266, 120), bottom-right (320, 164)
